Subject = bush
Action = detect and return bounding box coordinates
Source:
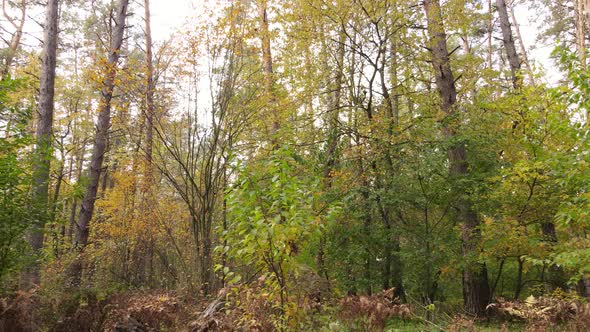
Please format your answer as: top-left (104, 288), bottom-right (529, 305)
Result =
top-left (338, 288), bottom-right (411, 331)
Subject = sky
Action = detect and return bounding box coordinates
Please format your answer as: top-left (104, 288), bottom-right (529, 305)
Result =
top-left (151, 0), bottom-right (195, 42)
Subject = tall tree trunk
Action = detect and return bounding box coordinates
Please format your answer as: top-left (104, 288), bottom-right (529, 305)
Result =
top-left (576, 0), bottom-right (587, 68)
top-left (423, 0), bottom-right (491, 316)
top-left (257, 0), bottom-right (279, 142)
top-left (361, 186), bottom-right (372, 295)
top-left (100, 149), bottom-right (110, 194)
top-left (50, 145), bottom-right (65, 256)
top-left (496, 0), bottom-right (521, 88)
top-left (576, 0), bottom-right (589, 123)
top-left (508, 2), bottom-right (535, 85)
top-left (20, 0), bottom-right (59, 290)
top-left (514, 256), bottom-right (524, 299)
top-left (144, 0), bottom-right (154, 186)
top-left (51, 147), bottom-right (65, 222)
top-left (67, 0), bottom-right (129, 287)
top-left (583, 273), bottom-right (590, 299)
top-left (383, 15), bottom-right (405, 299)
top-left (133, 0), bottom-right (156, 288)
top-left (487, 0), bottom-right (493, 70)
top-left (317, 29), bottom-right (345, 287)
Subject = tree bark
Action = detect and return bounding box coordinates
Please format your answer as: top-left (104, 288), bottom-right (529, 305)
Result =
top-left (50, 144), bottom-right (66, 256)
top-left (423, 0), bottom-right (491, 316)
top-left (362, 187), bottom-right (372, 295)
top-left (514, 256), bottom-right (524, 299)
top-left (583, 273), bottom-right (590, 299)
top-left (257, 0), bottom-right (279, 142)
top-left (317, 29), bottom-right (345, 287)
top-left (20, 0), bottom-right (59, 291)
top-left (508, 2), bottom-right (535, 86)
top-left (496, 0), bottom-right (521, 88)
top-left (144, 0), bottom-right (154, 186)
top-left (384, 15), bottom-right (405, 300)
top-left (68, 0), bottom-right (129, 287)
top-left (130, 0), bottom-right (156, 288)
top-left (487, 0), bottom-right (493, 70)
top-left (575, 0), bottom-right (587, 68)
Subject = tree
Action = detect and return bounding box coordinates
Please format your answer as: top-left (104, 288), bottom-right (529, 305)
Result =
top-left (423, 0), bottom-right (490, 315)
top-left (68, 0), bottom-right (129, 286)
top-left (224, 146), bottom-right (332, 328)
top-left (21, 0), bottom-right (59, 290)
top-left (257, 0), bottom-right (279, 145)
top-left (143, 0), bottom-right (154, 186)
top-left (575, 0), bottom-right (587, 67)
top-left (496, 0), bottom-right (521, 88)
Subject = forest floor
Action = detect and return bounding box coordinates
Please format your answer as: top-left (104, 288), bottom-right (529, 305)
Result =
top-left (1, 287), bottom-right (589, 331)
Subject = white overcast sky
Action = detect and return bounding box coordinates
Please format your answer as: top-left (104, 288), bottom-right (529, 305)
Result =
top-left (151, 0), bottom-right (195, 41)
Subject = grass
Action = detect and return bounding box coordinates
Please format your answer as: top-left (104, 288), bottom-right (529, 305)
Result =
top-left (313, 316), bottom-right (530, 332)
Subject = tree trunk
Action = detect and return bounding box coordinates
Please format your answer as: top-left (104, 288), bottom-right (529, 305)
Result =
top-left (576, 0), bottom-right (589, 123)
top-left (202, 233), bottom-right (212, 294)
top-left (487, 0), bottom-right (493, 69)
top-left (317, 29), bottom-right (345, 287)
top-left (257, 0), bottom-right (279, 142)
top-left (129, 0), bottom-right (156, 288)
top-left (67, 0), bottom-right (129, 287)
top-left (145, 0), bottom-right (155, 287)
top-left (490, 258), bottom-right (505, 299)
top-left (576, 0), bottom-right (587, 68)
top-left (514, 256), bottom-right (524, 299)
top-left (143, 0), bottom-right (154, 187)
top-left (363, 206), bottom-right (372, 295)
top-left (20, 0), bottom-right (59, 291)
top-left (423, 0), bottom-right (490, 316)
top-left (384, 17), bottom-right (405, 300)
top-left (537, 222), bottom-right (566, 292)
top-left (50, 146), bottom-right (65, 257)
top-left (496, 0), bottom-right (521, 88)
top-left (583, 273), bottom-right (590, 299)
top-left (508, 2), bottom-right (535, 85)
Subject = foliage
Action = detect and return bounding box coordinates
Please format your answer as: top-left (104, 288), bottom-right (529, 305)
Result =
top-left (222, 145), bottom-right (338, 328)
top-left (545, 46), bottom-right (590, 282)
top-left (0, 76), bottom-right (32, 284)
